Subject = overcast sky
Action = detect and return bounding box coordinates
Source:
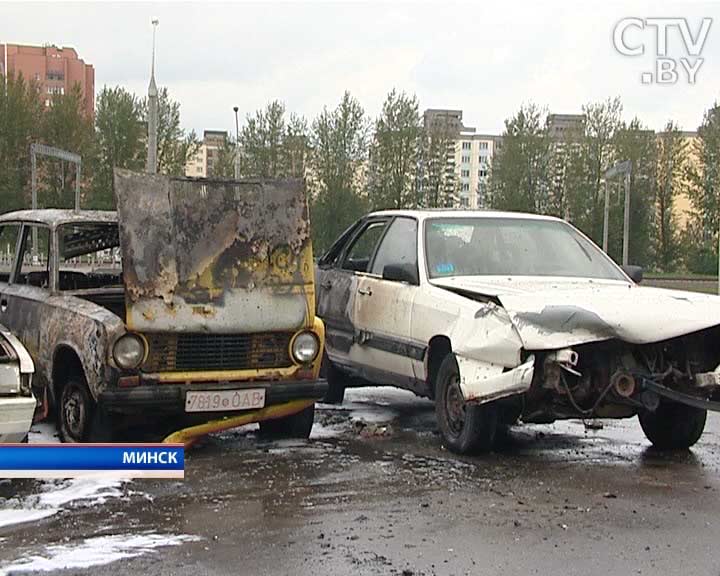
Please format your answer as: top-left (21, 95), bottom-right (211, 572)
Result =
top-left (3, 1), bottom-right (719, 137)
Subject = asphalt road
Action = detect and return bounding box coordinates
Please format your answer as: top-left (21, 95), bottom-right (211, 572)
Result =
top-left (1, 387), bottom-right (719, 576)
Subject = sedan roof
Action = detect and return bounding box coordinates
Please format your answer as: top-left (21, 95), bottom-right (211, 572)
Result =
top-left (366, 209), bottom-right (564, 222)
top-left (0, 209), bottom-right (117, 227)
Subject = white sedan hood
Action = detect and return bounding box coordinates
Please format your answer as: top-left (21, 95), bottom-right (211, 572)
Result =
top-left (431, 276), bottom-right (720, 350)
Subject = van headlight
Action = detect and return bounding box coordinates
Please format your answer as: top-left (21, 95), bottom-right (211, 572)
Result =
top-left (291, 331), bottom-right (319, 364)
top-left (113, 334), bottom-right (146, 369)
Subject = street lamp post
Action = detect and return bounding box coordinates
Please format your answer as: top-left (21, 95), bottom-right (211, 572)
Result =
top-left (233, 106), bottom-right (240, 180)
top-left (146, 19), bottom-right (159, 174)
top-left (602, 160), bottom-right (632, 264)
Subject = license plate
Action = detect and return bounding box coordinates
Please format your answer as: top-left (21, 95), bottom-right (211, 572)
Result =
top-left (185, 389), bottom-right (266, 413)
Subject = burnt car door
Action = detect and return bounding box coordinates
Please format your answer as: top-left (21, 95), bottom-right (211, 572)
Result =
top-left (0, 223), bottom-right (53, 387)
top-left (353, 217), bottom-right (421, 390)
top-left (316, 217), bottom-right (390, 369)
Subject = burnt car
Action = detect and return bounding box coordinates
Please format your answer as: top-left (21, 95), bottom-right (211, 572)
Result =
top-left (0, 325), bottom-right (35, 443)
top-left (317, 210), bottom-right (720, 454)
top-left (0, 170), bottom-right (326, 442)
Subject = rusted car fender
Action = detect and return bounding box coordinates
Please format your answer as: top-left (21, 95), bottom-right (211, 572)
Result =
top-left (39, 295), bottom-right (126, 403)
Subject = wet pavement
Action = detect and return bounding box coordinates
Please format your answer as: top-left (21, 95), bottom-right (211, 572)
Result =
top-left (1, 386), bottom-right (719, 575)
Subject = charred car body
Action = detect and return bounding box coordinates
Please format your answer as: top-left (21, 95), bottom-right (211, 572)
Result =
top-left (317, 210), bottom-right (720, 454)
top-left (0, 170), bottom-right (326, 442)
top-left (0, 325), bottom-right (35, 443)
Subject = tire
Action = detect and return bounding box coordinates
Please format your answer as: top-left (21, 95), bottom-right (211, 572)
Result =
top-left (435, 353), bottom-right (498, 454)
top-left (638, 401), bottom-right (707, 450)
top-left (57, 377), bottom-right (114, 443)
top-left (321, 354), bottom-right (346, 404)
top-left (259, 404), bottom-right (315, 439)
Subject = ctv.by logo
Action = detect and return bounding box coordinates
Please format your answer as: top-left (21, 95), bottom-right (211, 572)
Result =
top-left (613, 17), bottom-right (712, 84)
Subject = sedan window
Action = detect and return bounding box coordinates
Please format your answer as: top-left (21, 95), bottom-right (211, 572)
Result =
top-left (341, 221), bottom-right (388, 273)
top-left (16, 226), bottom-right (51, 288)
top-left (370, 217), bottom-right (418, 277)
top-left (0, 224), bottom-right (20, 283)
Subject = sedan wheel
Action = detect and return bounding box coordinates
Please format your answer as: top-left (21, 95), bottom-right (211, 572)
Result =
top-left (638, 400), bottom-right (707, 450)
top-left (435, 353), bottom-right (498, 454)
top-left (58, 378), bottom-right (94, 443)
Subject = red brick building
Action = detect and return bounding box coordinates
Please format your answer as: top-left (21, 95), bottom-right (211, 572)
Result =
top-left (1, 43), bottom-right (95, 117)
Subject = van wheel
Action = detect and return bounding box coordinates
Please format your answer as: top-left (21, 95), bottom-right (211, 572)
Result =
top-left (638, 401), bottom-right (706, 450)
top-left (321, 354), bottom-right (346, 404)
top-left (435, 353), bottom-right (498, 454)
top-left (259, 404), bottom-right (315, 439)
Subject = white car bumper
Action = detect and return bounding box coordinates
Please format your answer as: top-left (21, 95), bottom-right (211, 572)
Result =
top-left (0, 395), bottom-right (36, 443)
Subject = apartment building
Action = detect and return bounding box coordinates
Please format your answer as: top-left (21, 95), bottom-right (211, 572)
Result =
top-left (1, 43), bottom-right (95, 116)
top-left (185, 130), bottom-right (229, 177)
top-left (455, 131), bottom-right (501, 208)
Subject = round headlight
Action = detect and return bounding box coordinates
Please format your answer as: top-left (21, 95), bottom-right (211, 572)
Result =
top-left (291, 331), bottom-right (319, 364)
top-left (113, 334), bottom-right (145, 369)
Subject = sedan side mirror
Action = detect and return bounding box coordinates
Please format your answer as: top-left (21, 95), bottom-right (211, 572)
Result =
top-left (622, 265), bottom-right (643, 284)
top-left (382, 263), bottom-right (419, 285)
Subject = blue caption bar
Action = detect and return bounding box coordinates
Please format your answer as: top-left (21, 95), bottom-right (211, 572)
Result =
top-left (0, 444), bottom-right (184, 478)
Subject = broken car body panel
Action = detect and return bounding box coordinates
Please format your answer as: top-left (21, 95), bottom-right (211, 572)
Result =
top-left (431, 276), bottom-right (720, 350)
top-left (0, 324), bottom-right (35, 443)
top-left (114, 169), bottom-right (314, 334)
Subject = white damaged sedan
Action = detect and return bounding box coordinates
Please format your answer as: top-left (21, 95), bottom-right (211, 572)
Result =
top-left (0, 324), bottom-right (35, 443)
top-left (316, 210), bottom-right (720, 454)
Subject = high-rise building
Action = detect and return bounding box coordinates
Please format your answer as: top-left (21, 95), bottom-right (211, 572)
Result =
top-left (454, 131), bottom-right (501, 209)
top-left (1, 43), bottom-right (95, 117)
top-left (185, 130), bottom-right (229, 178)
top-left (421, 109), bottom-right (502, 209)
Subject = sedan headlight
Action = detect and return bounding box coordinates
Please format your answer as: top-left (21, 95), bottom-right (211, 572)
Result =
top-left (113, 334), bottom-right (146, 370)
top-left (291, 331), bottom-right (319, 364)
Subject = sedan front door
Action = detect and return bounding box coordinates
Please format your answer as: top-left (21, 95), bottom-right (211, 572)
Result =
top-left (352, 217), bottom-right (422, 391)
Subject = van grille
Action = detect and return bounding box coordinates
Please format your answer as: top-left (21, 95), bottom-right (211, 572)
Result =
top-left (142, 332), bottom-right (293, 373)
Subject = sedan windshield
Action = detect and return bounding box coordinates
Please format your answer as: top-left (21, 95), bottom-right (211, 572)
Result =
top-left (425, 217), bottom-right (626, 281)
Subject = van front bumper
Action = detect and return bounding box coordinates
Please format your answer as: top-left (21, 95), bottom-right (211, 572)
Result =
top-left (98, 379), bottom-right (328, 414)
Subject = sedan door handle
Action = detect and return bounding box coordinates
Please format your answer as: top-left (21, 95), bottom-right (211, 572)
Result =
top-left (357, 288), bottom-right (373, 296)
top-left (320, 280), bottom-right (333, 290)
top-left (0, 299), bottom-right (7, 313)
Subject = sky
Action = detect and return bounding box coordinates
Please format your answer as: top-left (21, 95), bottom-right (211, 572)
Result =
top-left (3, 0), bottom-right (719, 137)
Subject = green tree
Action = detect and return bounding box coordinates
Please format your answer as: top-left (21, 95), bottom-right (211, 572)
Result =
top-left (40, 84), bottom-right (94, 209)
top-left (237, 101), bottom-right (309, 179)
top-left (308, 91), bottom-right (369, 251)
top-left (238, 100), bottom-right (285, 178)
top-left (367, 90), bottom-right (422, 209)
top-left (565, 97), bottom-right (623, 243)
top-left (209, 136), bottom-right (237, 179)
top-left (282, 114), bottom-right (310, 179)
top-left (418, 116), bottom-right (456, 208)
top-left (654, 121), bottom-right (688, 271)
top-left (685, 102), bottom-right (720, 273)
top-left (0, 72), bottom-right (42, 212)
top-left (489, 103), bottom-right (551, 213)
top-left (611, 119), bottom-right (656, 267)
top-left (92, 86), bottom-right (145, 208)
top-left (142, 87), bottom-right (199, 176)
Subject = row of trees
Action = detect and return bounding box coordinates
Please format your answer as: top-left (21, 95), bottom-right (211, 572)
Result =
top-left (489, 98), bottom-right (720, 273)
top-left (1, 71), bottom-right (718, 272)
top-left (0, 73), bottom-right (198, 213)
top-left (218, 90), bottom-right (457, 249)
